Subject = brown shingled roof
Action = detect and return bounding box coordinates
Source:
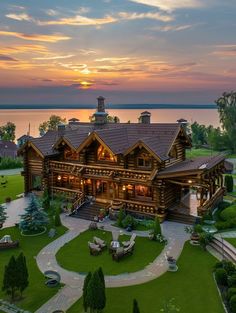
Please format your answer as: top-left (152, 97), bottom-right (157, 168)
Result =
top-left (24, 122), bottom-right (189, 160)
top-left (157, 154), bottom-right (225, 177)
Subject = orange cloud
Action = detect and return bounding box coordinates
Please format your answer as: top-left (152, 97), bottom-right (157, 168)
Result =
top-left (0, 44), bottom-right (48, 54)
top-left (38, 15), bottom-right (117, 26)
top-left (0, 30), bottom-right (71, 42)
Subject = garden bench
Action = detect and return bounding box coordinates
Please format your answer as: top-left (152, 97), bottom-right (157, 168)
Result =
top-left (88, 241), bottom-right (102, 255)
top-left (93, 236), bottom-right (107, 249)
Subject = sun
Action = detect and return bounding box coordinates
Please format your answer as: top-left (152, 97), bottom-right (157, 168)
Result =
top-left (80, 81), bottom-right (92, 89)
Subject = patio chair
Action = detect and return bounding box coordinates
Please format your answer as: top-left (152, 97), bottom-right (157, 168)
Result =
top-left (88, 241), bottom-right (102, 256)
top-left (123, 240), bottom-right (135, 254)
top-left (112, 247), bottom-right (125, 261)
top-left (93, 236), bottom-right (107, 249)
top-left (122, 233), bottom-right (137, 248)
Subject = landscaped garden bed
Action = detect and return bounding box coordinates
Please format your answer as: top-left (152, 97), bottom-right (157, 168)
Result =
top-left (67, 242), bottom-right (225, 313)
top-left (0, 225), bottom-right (67, 312)
top-left (56, 229), bottom-right (164, 275)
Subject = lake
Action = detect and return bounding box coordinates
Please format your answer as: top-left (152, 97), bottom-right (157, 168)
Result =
top-left (0, 108), bottom-right (219, 139)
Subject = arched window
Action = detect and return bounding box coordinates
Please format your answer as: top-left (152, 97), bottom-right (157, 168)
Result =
top-left (97, 145), bottom-right (116, 162)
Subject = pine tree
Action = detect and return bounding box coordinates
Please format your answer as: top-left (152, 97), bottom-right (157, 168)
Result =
top-left (16, 253), bottom-right (29, 297)
top-left (97, 267), bottom-right (106, 311)
top-left (2, 256), bottom-right (18, 300)
top-left (54, 211), bottom-right (62, 227)
top-left (86, 271), bottom-right (104, 313)
top-left (0, 204), bottom-right (7, 227)
top-left (19, 195), bottom-right (49, 233)
top-left (83, 272), bottom-right (92, 312)
top-left (133, 299), bottom-right (140, 313)
top-left (41, 189), bottom-right (50, 210)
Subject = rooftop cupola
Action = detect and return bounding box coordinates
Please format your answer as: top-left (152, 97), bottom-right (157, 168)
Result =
top-left (139, 111), bottom-right (151, 124)
top-left (94, 96), bottom-right (108, 124)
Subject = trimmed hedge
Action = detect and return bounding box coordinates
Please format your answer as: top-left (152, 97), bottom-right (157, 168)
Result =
top-left (220, 204), bottom-right (236, 221)
top-left (0, 157), bottom-right (23, 169)
top-left (230, 295), bottom-right (236, 313)
top-left (215, 268), bottom-right (228, 286)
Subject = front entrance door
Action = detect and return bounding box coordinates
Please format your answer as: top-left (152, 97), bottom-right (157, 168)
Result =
top-left (95, 180), bottom-right (114, 199)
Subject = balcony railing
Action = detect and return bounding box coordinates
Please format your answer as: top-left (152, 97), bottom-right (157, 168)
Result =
top-left (49, 160), bottom-right (152, 183)
top-left (114, 198), bottom-right (156, 216)
top-left (197, 187), bottom-right (225, 214)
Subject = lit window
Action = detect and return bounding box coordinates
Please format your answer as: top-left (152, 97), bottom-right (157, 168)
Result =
top-left (97, 145), bottom-right (116, 162)
top-left (137, 153), bottom-right (151, 168)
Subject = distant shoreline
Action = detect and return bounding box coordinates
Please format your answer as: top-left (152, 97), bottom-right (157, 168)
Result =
top-left (0, 104), bottom-right (217, 110)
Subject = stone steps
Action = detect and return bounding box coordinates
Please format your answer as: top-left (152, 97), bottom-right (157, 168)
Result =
top-left (72, 201), bottom-right (104, 221)
top-left (209, 237), bottom-right (236, 263)
top-left (166, 211), bottom-right (197, 225)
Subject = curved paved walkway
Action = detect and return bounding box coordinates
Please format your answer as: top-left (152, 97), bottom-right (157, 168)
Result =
top-left (35, 215), bottom-right (189, 313)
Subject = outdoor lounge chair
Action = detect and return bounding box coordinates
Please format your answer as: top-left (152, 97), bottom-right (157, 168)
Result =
top-left (93, 236), bottom-right (107, 249)
top-left (113, 241), bottom-right (135, 261)
top-left (88, 241), bottom-right (102, 256)
top-left (122, 233), bottom-right (137, 247)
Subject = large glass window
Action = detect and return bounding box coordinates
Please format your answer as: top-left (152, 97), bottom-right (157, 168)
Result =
top-left (135, 185), bottom-right (152, 198)
top-left (97, 145), bottom-right (116, 162)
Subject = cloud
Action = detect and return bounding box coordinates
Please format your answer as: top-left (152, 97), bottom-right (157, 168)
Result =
top-left (212, 48), bottom-right (236, 57)
top-left (0, 54), bottom-right (18, 62)
top-left (151, 24), bottom-right (193, 31)
top-left (118, 11), bottom-right (173, 22)
top-left (6, 13), bottom-right (33, 22)
top-left (45, 9), bottom-right (59, 16)
top-left (38, 14), bottom-right (117, 26)
top-left (0, 44), bottom-right (48, 55)
top-left (0, 30), bottom-right (71, 42)
top-left (95, 57), bottom-right (131, 63)
top-left (79, 49), bottom-right (97, 55)
top-left (128, 0), bottom-right (203, 12)
top-left (33, 54), bottom-right (74, 60)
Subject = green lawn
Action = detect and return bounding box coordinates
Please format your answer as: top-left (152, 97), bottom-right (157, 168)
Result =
top-left (186, 148), bottom-right (219, 159)
top-left (224, 238), bottom-right (236, 248)
top-left (67, 243), bottom-right (224, 313)
top-left (0, 175), bottom-right (24, 204)
top-left (0, 225), bottom-right (67, 312)
top-left (56, 229), bottom-right (164, 275)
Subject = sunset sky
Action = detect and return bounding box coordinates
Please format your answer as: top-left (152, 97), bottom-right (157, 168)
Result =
top-left (0, 0), bottom-right (236, 105)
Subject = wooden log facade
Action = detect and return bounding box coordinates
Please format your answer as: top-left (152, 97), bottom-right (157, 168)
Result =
top-left (19, 98), bottom-right (226, 220)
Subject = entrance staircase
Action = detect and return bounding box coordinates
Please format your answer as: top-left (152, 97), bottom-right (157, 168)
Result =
top-left (71, 200), bottom-right (105, 221)
top-left (167, 203), bottom-right (198, 225)
top-left (208, 237), bottom-right (236, 263)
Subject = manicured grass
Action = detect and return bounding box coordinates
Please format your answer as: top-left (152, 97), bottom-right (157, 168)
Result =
top-left (0, 175), bottom-right (24, 204)
top-left (186, 148), bottom-right (219, 159)
top-left (224, 238), bottom-right (236, 248)
top-left (67, 242), bottom-right (224, 313)
top-left (0, 225), bottom-right (67, 312)
top-left (56, 229), bottom-right (164, 275)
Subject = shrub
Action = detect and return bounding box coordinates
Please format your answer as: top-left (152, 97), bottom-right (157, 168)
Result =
top-left (117, 209), bottom-right (126, 227)
top-left (218, 201), bottom-right (231, 211)
top-left (54, 212), bottom-right (61, 227)
top-left (228, 274), bottom-right (236, 287)
top-left (230, 295), bottom-right (236, 313)
top-left (220, 204), bottom-right (236, 221)
top-left (215, 268), bottom-right (228, 286)
top-left (5, 197), bottom-right (12, 203)
top-left (194, 224), bottom-right (203, 233)
top-left (228, 288), bottom-right (236, 301)
top-left (122, 214), bottom-right (138, 229)
top-left (225, 175), bottom-right (234, 193)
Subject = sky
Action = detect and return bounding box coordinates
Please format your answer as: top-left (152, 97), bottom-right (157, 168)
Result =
top-left (0, 0), bottom-right (236, 105)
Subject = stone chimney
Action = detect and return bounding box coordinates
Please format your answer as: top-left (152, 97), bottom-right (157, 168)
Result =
top-left (139, 111), bottom-right (151, 124)
top-left (58, 123), bottom-right (66, 135)
top-left (94, 96), bottom-right (108, 124)
top-left (68, 118), bottom-right (80, 126)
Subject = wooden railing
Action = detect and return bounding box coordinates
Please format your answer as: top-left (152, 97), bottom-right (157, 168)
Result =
top-left (49, 160), bottom-right (152, 182)
top-left (114, 198), bottom-right (156, 216)
top-left (51, 186), bottom-right (83, 200)
top-left (197, 187), bottom-right (225, 214)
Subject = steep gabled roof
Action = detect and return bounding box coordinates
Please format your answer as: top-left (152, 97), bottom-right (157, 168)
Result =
top-left (19, 122), bottom-right (190, 160)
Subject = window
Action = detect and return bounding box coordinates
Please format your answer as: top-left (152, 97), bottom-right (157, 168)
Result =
top-left (64, 149), bottom-right (79, 160)
top-left (135, 185), bottom-right (152, 198)
top-left (97, 145), bottom-right (116, 162)
top-left (137, 153), bottom-right (151, 168)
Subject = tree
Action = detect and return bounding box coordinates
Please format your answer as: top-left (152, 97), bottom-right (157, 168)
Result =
top-left (41, 189), bottom-right (50, 210)
top-left (225, 175), bottom-right (234, 193)
top-left (97, 267), bottom-right (106, 310)
top-left (216, 91), bottom-right (236, 153)
top-left (0, 122), bottom-right (16, 141)
top-left (16, 253), bottom-right (29, 297)
top-left (83, 272), bottom-right (92, 312)
top-left (107, 115), bottom-right (120, 123)
top-left (150, 216), bottom-right (162, 240)
top-left (191, 122), bottom-right (208, 147)
top-left (39, 115), bottom-right (66, 136)
top-left (0, 204), bottom-right (7, 227)
top-left (133, 299), bottom-right (140, 313)
top-left (19, 195), bottom-right (49, 233)
top-left (54, 211), bottom-right (62, 227)
top-left (87, 270), bottom-right (105, 313)
top-left (2, 256), bottom-right (18, 300)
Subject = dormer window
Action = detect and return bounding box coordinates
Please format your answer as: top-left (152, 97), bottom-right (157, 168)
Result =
top-left (64, 149), bottom-right (79, 160)
top-left (137, 153), bottom-right (151, 168)
top-left (97, 145), bottom-right (116, 162)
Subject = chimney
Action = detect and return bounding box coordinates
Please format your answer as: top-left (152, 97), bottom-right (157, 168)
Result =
top-left (97, 96), bottom-right (105, 112)
top-left (58, 124), bottom-right (66, 135)
top-left (68, 118), bottom-right (80, 126)
top-left (139, 111), bottom-right (151, 124)
top-left (94, 96), bottom-right (108, 124)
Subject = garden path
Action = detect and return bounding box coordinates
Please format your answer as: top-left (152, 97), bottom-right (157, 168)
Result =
top-left (35, 215), bottom-right (189, 313)
top-left (2, 197), bottom-right (29, 229)
top-left (0, 168), bottom-right (23, 176)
